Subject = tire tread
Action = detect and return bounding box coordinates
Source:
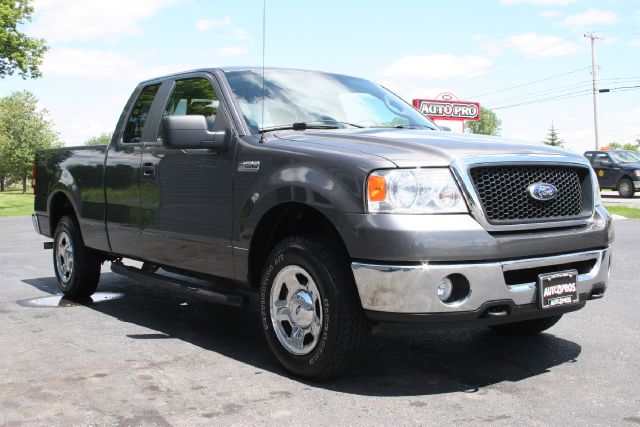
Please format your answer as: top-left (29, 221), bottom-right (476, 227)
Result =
top-left (54, 216), bottom-right (101, 300)
top-left (262, 235), bottom-right (370, 380)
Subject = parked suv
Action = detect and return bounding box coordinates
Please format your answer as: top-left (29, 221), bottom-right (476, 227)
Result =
top-left (584, 150), bottom-right (640, 197)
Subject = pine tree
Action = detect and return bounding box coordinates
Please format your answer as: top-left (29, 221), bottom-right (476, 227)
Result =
top-left (543, 123), bottom-right (564, 147)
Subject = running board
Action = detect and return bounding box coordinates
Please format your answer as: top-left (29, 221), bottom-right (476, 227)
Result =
top-left (111, 262), bottom-right (247, 307)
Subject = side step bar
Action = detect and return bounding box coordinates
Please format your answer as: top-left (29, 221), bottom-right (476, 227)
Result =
top-left (111, 262), bottom-right (247, 307)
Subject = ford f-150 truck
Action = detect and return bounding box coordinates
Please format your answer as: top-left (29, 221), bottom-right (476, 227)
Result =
top-left (33, 67), bottom-right (613, 380)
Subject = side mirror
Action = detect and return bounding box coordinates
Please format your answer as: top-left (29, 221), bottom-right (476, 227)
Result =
top-left (162, 115), bottom-right (226, 150)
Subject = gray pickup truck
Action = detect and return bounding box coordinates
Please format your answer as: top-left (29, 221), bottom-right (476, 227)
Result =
top-left (33, 67), bottom-right (613, 380)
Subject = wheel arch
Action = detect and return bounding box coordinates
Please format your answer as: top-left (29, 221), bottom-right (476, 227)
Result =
top-left (247, 202), bottom-right (349, 288)
top-left (49, 190), bottom-right (78, 233)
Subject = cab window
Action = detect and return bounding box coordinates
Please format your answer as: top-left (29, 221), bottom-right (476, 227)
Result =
top-left (592, 153), bottom-right (612, 167)
top-left (158, 78), bottom-right (220, 142)
top-left (122, 84), bottom-right (161, 144)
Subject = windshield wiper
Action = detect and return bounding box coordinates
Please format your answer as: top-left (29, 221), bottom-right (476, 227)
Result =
top-left (386, 124), bottom-right (436, 130)
top-left (259, 120), bottom-right (364, 133)
top-left (309, 120), bottom-right (364, 128)
top-left (360, 124), bottom-right (436, 130)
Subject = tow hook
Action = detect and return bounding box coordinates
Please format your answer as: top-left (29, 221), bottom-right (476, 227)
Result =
top-left (486, 306), bottom-right (510, 317)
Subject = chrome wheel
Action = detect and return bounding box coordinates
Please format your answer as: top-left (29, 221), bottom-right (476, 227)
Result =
top-left (270, 265), bottom-right (323, 356)
top-left (55, 231), bottom-right (74, 284)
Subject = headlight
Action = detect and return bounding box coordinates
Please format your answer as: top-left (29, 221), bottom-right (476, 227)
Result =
top-left (591, 168), bottom-right (602, 206)
top-left (367, 169), bottom-right (468, 213)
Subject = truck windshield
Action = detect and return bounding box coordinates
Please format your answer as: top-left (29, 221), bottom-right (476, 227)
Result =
top-left (609, 151), bottom-right (640, 163)
top-left (224, 69), bottom-right (438, 134)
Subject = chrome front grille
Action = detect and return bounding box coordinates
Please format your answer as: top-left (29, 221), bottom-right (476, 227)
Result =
top-left (469, 165), bottom-right (590, 224)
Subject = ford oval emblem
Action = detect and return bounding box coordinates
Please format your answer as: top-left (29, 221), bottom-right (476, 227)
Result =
top-left (528, 182), bottom-right (558, 201)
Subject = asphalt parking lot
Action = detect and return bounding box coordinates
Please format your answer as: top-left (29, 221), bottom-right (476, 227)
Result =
top-left (602, 191), bottom-right (640, 208)
top-left (1, 216), bottom-right (639, 426)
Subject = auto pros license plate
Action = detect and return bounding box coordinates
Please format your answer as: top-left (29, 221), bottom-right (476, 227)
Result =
top-left (538, 270), bottom-right (579, 309)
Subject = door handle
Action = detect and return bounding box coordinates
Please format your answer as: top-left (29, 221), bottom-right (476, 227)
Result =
top-left (142, 162), bottom-right (155, 178)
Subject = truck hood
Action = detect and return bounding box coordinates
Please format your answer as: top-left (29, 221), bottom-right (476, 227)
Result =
top-left (274, 128), bottom-right (576, 167)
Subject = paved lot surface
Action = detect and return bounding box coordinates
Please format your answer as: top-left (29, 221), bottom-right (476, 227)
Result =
top-left (1, 216), bottom-right (639, 426)
top-left (602, 190), bottom-right (640, 208)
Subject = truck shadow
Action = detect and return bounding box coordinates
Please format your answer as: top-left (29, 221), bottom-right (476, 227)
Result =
top-left (21, 273), bottom-right (582, 397)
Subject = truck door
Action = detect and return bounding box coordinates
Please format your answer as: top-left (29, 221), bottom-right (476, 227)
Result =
top-left (139, 74), bottom-right (236, 279)
top-left (591, 152), bottom-right (618, 189)
top-left (104, 83), bottom-right (164, 257)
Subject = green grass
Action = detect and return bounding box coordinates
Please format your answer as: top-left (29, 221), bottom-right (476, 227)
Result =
top-left (0, 190), bottom-right (34, 218)
top-left (604, 205), bottom-right (640, 219)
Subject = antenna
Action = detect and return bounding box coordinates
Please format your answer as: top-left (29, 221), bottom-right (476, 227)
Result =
top-left (259, 0), bottom-right (266, 143)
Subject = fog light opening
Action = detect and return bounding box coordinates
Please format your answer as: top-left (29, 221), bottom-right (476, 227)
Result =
top-left (438, 273), bottom-right (471, 304)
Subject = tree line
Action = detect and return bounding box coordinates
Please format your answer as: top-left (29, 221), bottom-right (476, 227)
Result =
top-left (541, 122), bottom-right (640, 151)
top-left (1, 0), bottom-right (52, 192)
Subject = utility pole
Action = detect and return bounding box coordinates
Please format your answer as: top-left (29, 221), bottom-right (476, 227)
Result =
top-left (585, 32), bottom-right (603, 150)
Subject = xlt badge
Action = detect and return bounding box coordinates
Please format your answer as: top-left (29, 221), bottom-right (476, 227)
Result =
top-left (238, 161), bottom-right (260, 172)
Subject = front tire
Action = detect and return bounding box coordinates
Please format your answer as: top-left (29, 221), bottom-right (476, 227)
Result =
top-left (618, 178), bottom-right (635, 198)
top-left (490, 315), bottom-right (562, 335)
top-left (53, 216), bottom-right (101, 300)
top-left (259, 235), bottom-right (370, 380)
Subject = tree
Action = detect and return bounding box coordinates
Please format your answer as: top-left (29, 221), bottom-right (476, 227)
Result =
top-left (84, 132), bottom-right (112, 146)
top-left (605, 141), bottom-right (639, 152)
top-left (0, 0), bottom-right (48, 79)
top-left (0, 132), bottom-right (9, 191)
top-left (466, 107), bottom-right (501, 136)
top-left (543, 123), bottom-right (564, 147)
top-left (0, 91), bottom-right (60, 192)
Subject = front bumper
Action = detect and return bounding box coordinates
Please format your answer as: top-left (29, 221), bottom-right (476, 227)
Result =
top-left (352, 247), bottom-right (611, 322)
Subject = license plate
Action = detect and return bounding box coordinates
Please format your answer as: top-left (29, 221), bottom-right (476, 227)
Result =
top-left (538, 270), bottom-right (579, 309)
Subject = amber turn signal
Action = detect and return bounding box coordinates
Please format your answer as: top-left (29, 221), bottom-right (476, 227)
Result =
top-left (368, 175), bottom-right (387, 202)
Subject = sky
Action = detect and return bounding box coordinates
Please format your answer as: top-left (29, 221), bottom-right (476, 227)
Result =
top-left (0, 0), bottom-right (639, 153)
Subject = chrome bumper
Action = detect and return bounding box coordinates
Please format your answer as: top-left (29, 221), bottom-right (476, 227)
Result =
top-left (352, 247), bottom-right (611, 314)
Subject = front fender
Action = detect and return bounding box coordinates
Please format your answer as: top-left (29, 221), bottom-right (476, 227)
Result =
top-left (237, 162), bottom-right (363, 245)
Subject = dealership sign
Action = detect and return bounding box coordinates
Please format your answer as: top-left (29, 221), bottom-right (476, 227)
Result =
top-left (412, 93), bottom-right (481, 122)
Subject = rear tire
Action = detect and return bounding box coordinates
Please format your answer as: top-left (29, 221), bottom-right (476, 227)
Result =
top-left (53, 216), bottom-right (101, 300)
top-left (618, 177), bottom-right (635, 198)
top-left (259, 235), bottom-right (370, 380)
top-left (490, 315), bottom-right (562, 335)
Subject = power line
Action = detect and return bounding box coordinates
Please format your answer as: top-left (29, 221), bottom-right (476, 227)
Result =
top-left (470, 66), bottom-right (592, 99)
top-left (404, 38), bottom-right (587, 93)
top-left (612, 87), bottom-right (640, 93)
top-left (477, 75), bottom-right (640, 104)
top-left (600, 76), bottom-right (640, 82)
top-left (601, 85), bottom-right (640, 92)
top-left (481, 80), bottom-right (593, 105)
top-left (486, 89), bottom-right (592, 110)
